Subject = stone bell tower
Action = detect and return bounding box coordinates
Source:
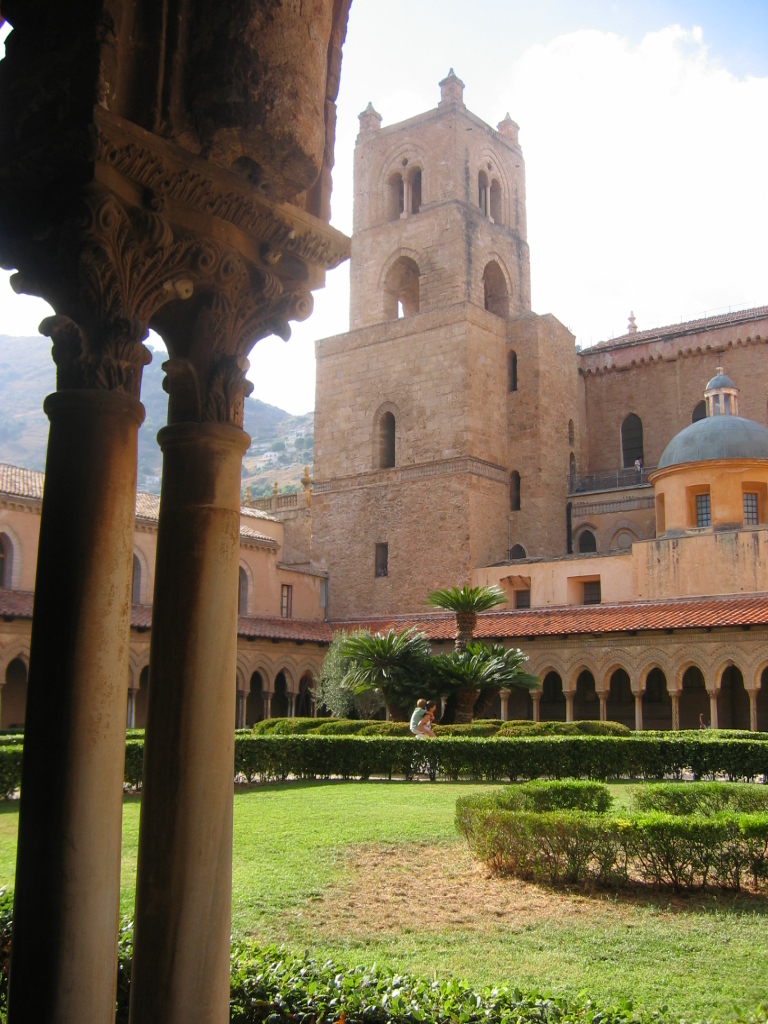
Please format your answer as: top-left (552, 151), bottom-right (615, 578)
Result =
top-left (312, 72), bottom-right (578, 617)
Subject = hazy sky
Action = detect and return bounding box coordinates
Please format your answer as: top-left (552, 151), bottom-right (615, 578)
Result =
top-left (1, 2), bottom-right (767, 414)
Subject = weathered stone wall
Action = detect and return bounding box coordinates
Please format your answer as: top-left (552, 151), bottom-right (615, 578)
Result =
top-left (580, 318), bottom-right (768, 473)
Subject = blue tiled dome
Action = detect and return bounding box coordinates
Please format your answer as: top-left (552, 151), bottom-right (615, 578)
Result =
top-left (706, 372), bottom-right (736, 391)
top-left (658, 415), bottom-right (768, 469)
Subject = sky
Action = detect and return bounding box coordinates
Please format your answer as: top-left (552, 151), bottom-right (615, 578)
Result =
top-left (1, 2), bottom-right (767, 414)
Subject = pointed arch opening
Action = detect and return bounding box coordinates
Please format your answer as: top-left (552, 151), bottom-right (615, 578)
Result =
top-left (378, 411), bottom-right (396, 469)
top-left (606, 669), bottom-right (635, 729)
top-left (384, 256), bottom-right (420, 319)
top-left (642, 668), bottom-right (672, 730)
top-left (540, 671), bottom-right (566, 722)
top-left (478, 170), bottom-right (489, 214)
top-left (238, 566), bottom-right (248, 615)
top-left (0, 534), bottom-right (13, 590)
top-left (574, 670), bottom-right (599, 721)
top-left (578, 529), bottom-right (597, 553)
top-left (2, 657), bottom-right (27, 730)
top-left (409, 168), bottom-right (422, 213)
top-left (483, 260), bottom-right (508, 319)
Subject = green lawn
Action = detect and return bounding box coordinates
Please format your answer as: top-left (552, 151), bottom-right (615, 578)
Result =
top-left (1, 782), bottom-right (767, 1022)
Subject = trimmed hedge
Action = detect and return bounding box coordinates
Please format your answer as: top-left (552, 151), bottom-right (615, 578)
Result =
top-left (456, 782), bottom-right (768, 891)
top-left (0, 734), bottom-right (767, 797)
top-left (250, 717), bottom-right (633, 738)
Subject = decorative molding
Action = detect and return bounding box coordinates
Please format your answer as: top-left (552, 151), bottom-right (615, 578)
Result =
top-left (313, 456), bottom-right (509, 494)
top-left (572, 496), bottom-right (655, 516)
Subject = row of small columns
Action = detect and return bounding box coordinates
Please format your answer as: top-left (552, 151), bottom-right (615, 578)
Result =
top-left (234, 684), bottom-right (317, 728)
top-left (496, 671), bottom-right (765, 732)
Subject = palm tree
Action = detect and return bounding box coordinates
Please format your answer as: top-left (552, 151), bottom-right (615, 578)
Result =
top-left (425, 585), bottom-right (507, 652)
top-left (432, 641), bottom-right (538, 724)
top-left (338, 627), bottom-right (434, 721)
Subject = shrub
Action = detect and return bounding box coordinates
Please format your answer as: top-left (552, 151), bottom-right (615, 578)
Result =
top-left (631, 781), bottom-right (768, 815)
top-left (498, 720), bottom-right (631, 737)
top-left (0, 745), bottom-right (22, 798)
top-left (456, 783), bottom-right (768, 892)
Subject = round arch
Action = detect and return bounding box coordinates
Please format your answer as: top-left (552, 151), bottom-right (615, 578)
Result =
top-left (372, 401), bottom-right (401, 470)
top-left (0, 523), bottom-right (22, 590)
top-left (132, 545), bottom-right (150, 605)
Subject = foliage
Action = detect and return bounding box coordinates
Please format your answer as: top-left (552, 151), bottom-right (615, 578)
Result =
top-left (431, 642), bottom-right (538, 695)
top-left (316, 631), bottom-right (385, 720)
top-left (0, 747), bottom-right (22, 799)
top-left (456, 781), bottom-right (768, 891)
top-left (338, 628), bottom-right (435, 711)
top-left (425, 585), bottom-right (508, 614)
top-left (498, 720), bottom-right (631, 736)
top-left (630, 780), bottom-right (768, 816)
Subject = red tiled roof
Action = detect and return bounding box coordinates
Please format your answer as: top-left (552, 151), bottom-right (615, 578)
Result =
top-left (0, 464), bottom-right (44, 500)
top-left (332, 593), bottom-right (768, 639)
top-left (237, 614), bottom-right (332, 642)
top-left (583, 305), bottom-right (768, 353)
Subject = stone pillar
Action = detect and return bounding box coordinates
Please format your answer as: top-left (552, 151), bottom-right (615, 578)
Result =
top-left (264, 692), bottom-right (273, 719)
top-left (129, 422), bottom-right (249, 1024)
top-left (288, 693), bottom-right (297, 718)
top-left (127, 687), bottom-right (138, 729)
top-left (634, 694), bottom-right (644, 732)
top-left (236, 690), bottom-right (247, 729)
top-left (531, 692), bottom-right (541, 723)
top-left (499, 688), bottom-right (510, 722)
top-left (671, 692), bottom-right (681, 731)
top-left (565, 693), bottom-right (575, 723)
top-left (749, 691), bottom-right (759, 732)
top-left (598, 692), bottom-right (608, 722)
top-left (709, 692), bottom-right (719, 730)
top-left (9, 387), bottom-right (144, 1024)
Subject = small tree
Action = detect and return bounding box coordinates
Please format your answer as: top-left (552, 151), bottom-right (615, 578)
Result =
top-left (316, 630), bottom-right (385, 719)
top-left (432, 641), bottom-right (538, 724)
top-left (338, 627), bottom-right (434, 720)
top-left (425, 585), bottom-right (507, 652)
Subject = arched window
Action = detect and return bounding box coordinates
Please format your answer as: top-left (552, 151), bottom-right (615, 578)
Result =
top-left (478, 170), bottom-right (489, 214)
top-left (131, 554), bottom-right (141, 604)
top-left (410, 168), bottom-right (422, 214)
top-left (379, 411), bottom-right (396, 469)
top-left (507, 350), bottom-right (517, 392)
top-left (509, 471), bottom-right (521, 511)
top-left (483, 261), bottom-right (508, 318)
top-left (383, 256), bottom-right (419, 319)
top-left (238, 566), bottom-right (248, 615)
top-left (489, 179), bottom-right (502, 223)
top-left (578, 530), bottom-right (597, 553)
top-left (621, 413), bottom-right (644, 468)
top-left (569, 452), bottom-right (576, 487)
top-left (568, 419), bottom-right (575, 445)
top-left (692, 400), bottom-right (706, 423)
top-left (509, 543), bottom-right (526, 559)
top-left (0, 534), bottom-right (12, 590)
top-left (387, 173), bottom-right (404, 221)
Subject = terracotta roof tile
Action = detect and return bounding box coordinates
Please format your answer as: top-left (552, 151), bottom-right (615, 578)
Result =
top-left (582, 305), bottom-right (768, 354)
top-left (332, 593), bottom-right (768, 639)
top-left (237, 614), bottom-right (332, 642)
top-left (135, 492), bottom-right (160, 520)
top-left (0, 464), bottom-right (44, 500)
top-left (239, 525), bottom-right (278, 545)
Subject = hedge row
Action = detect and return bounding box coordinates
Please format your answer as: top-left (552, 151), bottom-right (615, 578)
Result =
top-left (250, 718), bottom-right (634, 738)
top-left (456, 783), bottom-right (768, 891)
top-left (0, 735), bottom-right (766, 797)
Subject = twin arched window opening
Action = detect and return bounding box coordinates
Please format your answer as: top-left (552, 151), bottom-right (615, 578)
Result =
top-left (478, 171), bottom-right (502, 223)
top-left (379, 411), bottom-right (396, 469)
top-left (621, 413), bottom-right (644, 469)
top-left (387, 168), bottom-right (422, 221)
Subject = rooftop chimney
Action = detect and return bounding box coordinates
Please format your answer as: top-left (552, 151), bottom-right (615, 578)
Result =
top-left (628, 311), bottom-right (637, 335)
top-left (438, 69), bottom-right (465, 108)
top-left (358, 102), bottom-right (382, 136)
top-left (497, 113), bottom-right (519, 144)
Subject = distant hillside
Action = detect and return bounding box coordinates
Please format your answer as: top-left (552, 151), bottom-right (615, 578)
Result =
top-left (0, 335), bottom-right (313, 494)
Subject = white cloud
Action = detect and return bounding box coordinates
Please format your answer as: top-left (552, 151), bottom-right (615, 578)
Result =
top-left (503, 26), bottom-right (768, 344)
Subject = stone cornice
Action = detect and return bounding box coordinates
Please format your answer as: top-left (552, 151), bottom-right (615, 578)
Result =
top-left (314, 455), bottom-right (508, 493)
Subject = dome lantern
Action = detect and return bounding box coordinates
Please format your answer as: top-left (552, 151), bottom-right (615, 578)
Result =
top-left (704, 366), bottom-right (739, 417)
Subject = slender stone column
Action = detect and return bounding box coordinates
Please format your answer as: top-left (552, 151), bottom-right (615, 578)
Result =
top-left (9, 389), bottom-right (144, 1024)
top-left (709, 692), bottom-right (719, 730)
top-left (264, 692), bottom-right (273, 719)
top-left (127, 687), bottom-right (138, 729)
top-left (565, 693), bottom-right (575, 723)
top-left (236, 690), bottom-right (247, 729)
top-left (749, 691), bottom-right (759, 732)
top-left (671, 692), bottom-right (681, 731)
top-left (129, 422), bottom-right (249, 1024)
top-left (634, 695), bottom-right (644, 732)
top-left (499, 688), bottom-right (510, 722)
top-left (288, 693), bottom-right (297, 718)
top-left (531, 692), bottom-right (541, 723)
top-left (598, 693), bottom-right (608, 721)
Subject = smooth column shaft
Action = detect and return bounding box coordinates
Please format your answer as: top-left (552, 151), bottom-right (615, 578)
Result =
top-left (9, 390), bottom-right (143, 1024)
top-left (129, 422), bottom-right (249, 1024)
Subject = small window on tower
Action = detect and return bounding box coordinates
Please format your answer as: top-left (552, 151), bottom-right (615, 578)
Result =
top-left (281, 584), bottom-right (293, 618)
top-left (375, 543), bottom-right (389, 578)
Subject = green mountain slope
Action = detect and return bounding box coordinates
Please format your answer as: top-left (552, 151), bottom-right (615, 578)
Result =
top-left (0, 336), bottom-right (313, 494)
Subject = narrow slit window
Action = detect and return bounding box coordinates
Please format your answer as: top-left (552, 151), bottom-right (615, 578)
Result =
top-left (375, 543), bottom-right (388, 578)
top-left (281, 584), bottom-right (293, 618)
top-left (509, 471), bottom-right (521, 511)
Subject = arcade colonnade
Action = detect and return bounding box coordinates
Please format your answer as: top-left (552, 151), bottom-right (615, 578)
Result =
top-left (0, 3), bottom-right (351, 1022)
